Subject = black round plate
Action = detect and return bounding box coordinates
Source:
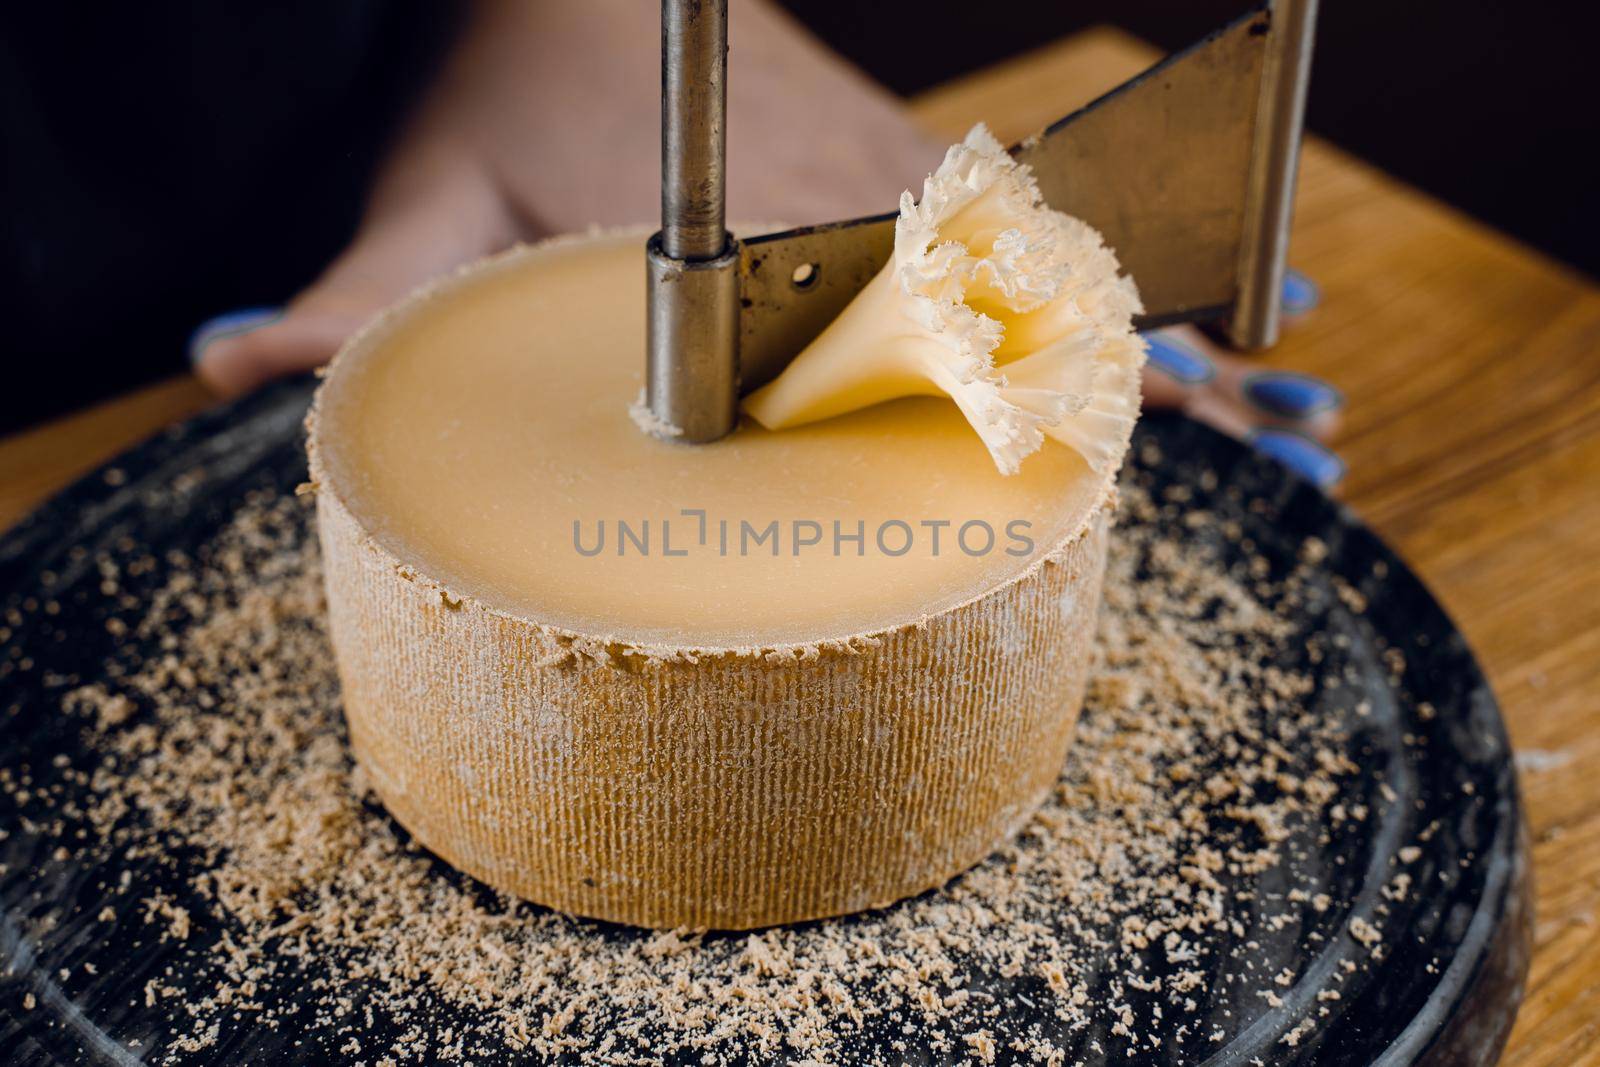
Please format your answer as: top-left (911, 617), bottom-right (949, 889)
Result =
top-left (0, 381), bottom-right (1531, 1065)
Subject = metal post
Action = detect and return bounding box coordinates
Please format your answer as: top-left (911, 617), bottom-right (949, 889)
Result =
top-left (645, 0), bottom-right (740, 442)
top-left (1230, 0), bottom-right (1318, 349)
top-left (661, 0), bottom-right (727, 260)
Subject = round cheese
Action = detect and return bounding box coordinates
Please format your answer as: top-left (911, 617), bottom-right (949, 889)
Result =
top-left (308, 230), bottom-right (1123, 929)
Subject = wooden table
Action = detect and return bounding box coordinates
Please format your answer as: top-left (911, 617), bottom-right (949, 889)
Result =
top-left (3, 27), bottom-right (1595, 1066)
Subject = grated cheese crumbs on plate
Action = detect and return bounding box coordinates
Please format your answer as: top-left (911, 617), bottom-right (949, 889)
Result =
top-left (15, 462), bottom-right (1385, 1064)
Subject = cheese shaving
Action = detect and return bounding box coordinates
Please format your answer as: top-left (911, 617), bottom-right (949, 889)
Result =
top-left (742, 124), bottom-right (1146, 475)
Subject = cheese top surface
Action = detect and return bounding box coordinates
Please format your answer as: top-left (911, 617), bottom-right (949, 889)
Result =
top-left (314, 232), bottom-right (1110, 649)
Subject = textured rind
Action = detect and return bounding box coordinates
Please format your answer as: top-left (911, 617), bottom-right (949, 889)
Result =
top-left (307, 229), bottom-right (1119, 929)
top-left (316, 484), bottom-right (1108, 930)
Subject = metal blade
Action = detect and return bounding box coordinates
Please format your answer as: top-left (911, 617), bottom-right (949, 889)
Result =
top-left (738, 0), bottom-right (1314, 393)
top-left (740, 213), bottom-right (895, 393)
top-left (1015, 6), bottom-right (1268, 329)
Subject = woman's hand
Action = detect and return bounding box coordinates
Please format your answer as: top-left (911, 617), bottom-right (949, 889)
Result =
top-left (191, 0), bottom-right (1344, 490)
top-left (193, 0), bottom-right (937, 397)
top-left (1139, 270), bottom-right (1345, 490)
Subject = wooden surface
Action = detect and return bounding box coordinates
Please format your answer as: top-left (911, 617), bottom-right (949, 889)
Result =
top-left (3, 26), bottom-right (1597, 1066)
top-left (918, 32), bottom-right (1600, 1065)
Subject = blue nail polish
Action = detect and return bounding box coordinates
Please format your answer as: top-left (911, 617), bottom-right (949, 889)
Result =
top-left (1248, 428), bottom-right (1345, 489)
top-left (1142, 332), bottom-right (1216, 385)
top-left (1281, 269), bottom-right (1319, 315)
top-left (188, 306), bottom-right (283, 365)
top-left (1242, 371), bottom-right (1343, 419)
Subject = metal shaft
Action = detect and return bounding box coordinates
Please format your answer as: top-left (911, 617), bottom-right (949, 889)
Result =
top-left (1230, 0), bottom-right (1318, 349)
top-left (661, 0), bottom-right (728, 261)
top-left (646, 0), bottom-right (740, 443)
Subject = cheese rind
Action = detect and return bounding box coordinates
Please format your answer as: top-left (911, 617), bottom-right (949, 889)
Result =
top-left (308, 230), bottom-right (1124, 928)
top-left (318, 485), bottom-right (1107, 928)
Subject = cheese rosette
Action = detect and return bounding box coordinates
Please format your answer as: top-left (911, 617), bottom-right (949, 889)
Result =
top-left (744, 124), bottom-right (1145, 476)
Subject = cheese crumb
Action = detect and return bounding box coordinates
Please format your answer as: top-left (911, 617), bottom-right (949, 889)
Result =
top-left (19, 464), bottom-right (1372, 1062)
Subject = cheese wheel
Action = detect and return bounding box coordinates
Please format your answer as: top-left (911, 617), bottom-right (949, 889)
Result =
top-left (308, 230), bottom-right (1122, 929)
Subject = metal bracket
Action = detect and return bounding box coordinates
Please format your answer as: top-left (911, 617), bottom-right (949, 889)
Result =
top-left (646, 0), bottom-right (740, 443)
top-left (645, 0), bottom-right (1319, 442)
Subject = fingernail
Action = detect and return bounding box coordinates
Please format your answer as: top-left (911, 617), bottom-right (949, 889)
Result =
top-left (1242, 371), bottom-right (1343, 419)
top-left (1142, 332), bottom-right (1216, 385)
top-left (1247, 428), bottom-right (1345, 490)
top-left (1281, 269), bottom-right (1319, 316)
top-left (189, 307), bottom-right (282, 365)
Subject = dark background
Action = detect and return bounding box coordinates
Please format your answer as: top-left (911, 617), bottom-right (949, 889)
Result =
top-left (2, 1), bottom-right (1595, 435)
